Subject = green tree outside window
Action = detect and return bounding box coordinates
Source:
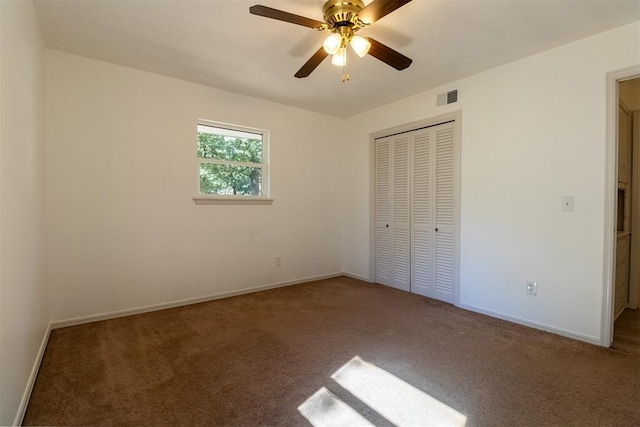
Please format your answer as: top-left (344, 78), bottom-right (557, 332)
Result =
top-left (197, 125), bottom-right (264, 196)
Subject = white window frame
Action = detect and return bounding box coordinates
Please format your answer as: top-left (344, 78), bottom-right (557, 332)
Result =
top-left (193, 119), bottom-right (273, 205)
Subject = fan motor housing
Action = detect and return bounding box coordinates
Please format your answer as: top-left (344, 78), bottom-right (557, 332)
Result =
top-left (322, 0), bottom-right (365, 28)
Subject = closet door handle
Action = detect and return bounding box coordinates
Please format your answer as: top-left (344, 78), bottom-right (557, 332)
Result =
top-left (386, 224), bottom-right (389, 228)
top-left (435, 228), bottom-right (439, 232)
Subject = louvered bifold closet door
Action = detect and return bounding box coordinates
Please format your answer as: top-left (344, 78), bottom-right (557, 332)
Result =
top-left (410, 129), bottom-right (434, 297)
top-left (375, 118), bottom-right (458, 302)
top-left (433, 123), bottom-right (456, 303)
top-left (375, 137), bottom-right (392, 287)
top-left (391, 134), bottom-right (411, 291)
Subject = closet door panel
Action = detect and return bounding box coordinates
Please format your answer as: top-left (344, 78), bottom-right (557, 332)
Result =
top-left (392, 135), bottom-right (411, 291)
top-left (434, 124), bottom-right (455, 303)
top-left (411, 129), bottom-right (433, 297)
top-left (375, 137), bottom-right (392, 286)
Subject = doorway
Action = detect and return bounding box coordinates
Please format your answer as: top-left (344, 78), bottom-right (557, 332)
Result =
top-left (605, 68), bottom-right (640, 351)
top-left (612, 76), bottom-right (640, 353)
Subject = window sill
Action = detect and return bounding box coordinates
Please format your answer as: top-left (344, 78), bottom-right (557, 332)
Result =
top-left (193, 196), bottom-right (274, 205)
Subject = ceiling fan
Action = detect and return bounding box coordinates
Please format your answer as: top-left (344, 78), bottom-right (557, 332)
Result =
top-left (249, 0), bottom-right (413, 80)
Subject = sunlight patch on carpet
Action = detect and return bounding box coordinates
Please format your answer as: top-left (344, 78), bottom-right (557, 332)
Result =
top-left (299, 356), bottom-right (467, 427)
top-left (298, 387), bottom-right (375, 427)
top-left (332, 356), bottom-right (467, 426)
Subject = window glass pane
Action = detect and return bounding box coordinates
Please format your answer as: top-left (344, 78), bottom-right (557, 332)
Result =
top-left (199, 164), bottom-right (262, 196)
top-left (197, 125), bottom-right (263, 163)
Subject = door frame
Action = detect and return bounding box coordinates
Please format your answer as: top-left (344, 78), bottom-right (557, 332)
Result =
top-left (369, 110), bottom-right (462, 305)
top-left (631, 110), bottom-right (640, 310)
top-left (602, 66), bottom-right (640, 346)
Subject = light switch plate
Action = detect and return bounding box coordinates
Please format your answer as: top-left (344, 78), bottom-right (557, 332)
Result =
top-left (561, 196), bottom-right (574, 212)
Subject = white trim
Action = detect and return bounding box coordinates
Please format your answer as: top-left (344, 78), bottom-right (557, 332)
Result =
top-left (629, 111), bottom-right (640, 309)
top-left (369, 111), bottom-right (462, 305)
top-left (452, 114), bottom-right (462, 307)
top-left (603, 65), bottom-right (640, 347)
top-left (14, 323), bottom-right (52, 426)
top-left (199, 159), bottom-right (264, 168)
top-left (197, 119), bottom-right (268, 139)
top-left (343, 272), bottom-right (373, 282)
top-left (368, 131), bottom-right (376, 284)
top-left (193, 196), bottom-right (274, 205)
top-left (369, 112), bottom-right (459, 141)
top-left (51, 273), bottom-right (342, 329)
top-left (458, 303), bottom-right (601, 346)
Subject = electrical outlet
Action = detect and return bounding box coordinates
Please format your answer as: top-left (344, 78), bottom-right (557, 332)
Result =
top-left (275, 256), bottom-right (281, 267)
top-left (526, 281), bottom-right (537, 296)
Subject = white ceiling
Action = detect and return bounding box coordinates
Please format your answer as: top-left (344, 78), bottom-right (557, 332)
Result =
top-left (33, 0), bottom-right (640, 117)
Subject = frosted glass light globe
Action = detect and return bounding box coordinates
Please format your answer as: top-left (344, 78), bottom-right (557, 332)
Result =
top-left (331, 47), bottom-right (347, 66)
top-left (323, 33), bottom-right (342, 55)
top-left (350, 35), bottom-right (371, 57)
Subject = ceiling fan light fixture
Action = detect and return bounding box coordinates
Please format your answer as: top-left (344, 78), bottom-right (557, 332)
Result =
top-left (249, 0), bottom-right (414, 79)
top-left (350, 35), bottom-right (371, 57)
top-left (331, 47), bottom-right (347, 66)
top-left (323, 33), bottom-right (342, 55)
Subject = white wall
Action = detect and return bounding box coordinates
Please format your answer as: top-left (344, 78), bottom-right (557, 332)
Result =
top-left (45, 50), bottom-right (346, 322)
top-left (0, 0), bottom-right (49, 424)
top-left (343, 22), bottom-right (640, 342)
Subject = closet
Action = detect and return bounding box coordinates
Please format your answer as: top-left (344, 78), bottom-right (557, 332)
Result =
top-left (374, 117), bottom-right (460, 304)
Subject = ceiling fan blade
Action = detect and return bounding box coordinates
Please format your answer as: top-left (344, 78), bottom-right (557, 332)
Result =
top-left (295, 47), bottom-right (330, 78)
top-left (358, 0), bottom-right (412, 25)
top-left (366, 38), bottom-right (412, 70)
top-left (249, 5), bottom-right (326, 30)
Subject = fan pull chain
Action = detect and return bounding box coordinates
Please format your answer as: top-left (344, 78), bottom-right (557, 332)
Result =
top-left (342, 68), bottom-right (350, 82)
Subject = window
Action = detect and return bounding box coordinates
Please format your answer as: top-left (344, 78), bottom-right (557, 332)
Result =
top-left (195, 121), bottom-right (271, 204)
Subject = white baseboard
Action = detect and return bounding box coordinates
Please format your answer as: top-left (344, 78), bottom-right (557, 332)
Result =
top-left (51, 272), bottom-right (344, 329)
top-left (14, 323), bottom-right (52, 426)
top-left (342, 272), bottom-right (372, 282)
top-left (457, 303), bottom-right (601, 346)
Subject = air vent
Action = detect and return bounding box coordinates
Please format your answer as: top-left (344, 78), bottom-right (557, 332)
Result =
top-left (437, 90), bottom-right (459, 107)
top-left (447, 90), bottom-right (458, 103)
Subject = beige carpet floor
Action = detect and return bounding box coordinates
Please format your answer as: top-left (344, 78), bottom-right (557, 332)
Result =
top-left (24, 276), bottom-right (640, 426)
